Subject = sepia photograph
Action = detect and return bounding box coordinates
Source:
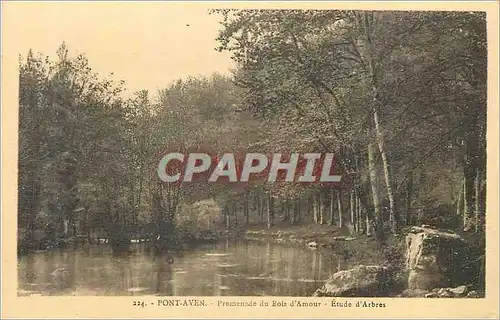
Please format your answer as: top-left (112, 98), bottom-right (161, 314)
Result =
top-left (2, 1), bottom-right (499, 318)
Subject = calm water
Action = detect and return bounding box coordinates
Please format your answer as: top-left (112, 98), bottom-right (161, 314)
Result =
top-left (18, 239), bottom-right (352, 296)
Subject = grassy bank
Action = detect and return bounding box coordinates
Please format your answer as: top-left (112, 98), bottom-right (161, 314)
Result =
top-left (242, 223), bottom-right (405, 268)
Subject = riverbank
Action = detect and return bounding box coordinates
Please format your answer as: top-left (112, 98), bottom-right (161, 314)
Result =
top-left (240, 223), bottom-right (485, 299)
top-left (241, 223), bottom-right (400, 268)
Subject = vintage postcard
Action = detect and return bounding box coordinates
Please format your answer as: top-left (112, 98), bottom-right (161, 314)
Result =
top-left (1, 1), bottom-right (499, 318)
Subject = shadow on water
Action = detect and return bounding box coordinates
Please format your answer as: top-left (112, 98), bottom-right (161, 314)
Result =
top-left (18, 239), bottom-right (355, 296)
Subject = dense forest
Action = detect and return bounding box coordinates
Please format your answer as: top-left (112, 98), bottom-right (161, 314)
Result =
top-left (18, 10), bottom-right (486, 262)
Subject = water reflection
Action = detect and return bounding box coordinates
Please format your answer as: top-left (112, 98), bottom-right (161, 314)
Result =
top-left (18, 239), bottom-right (353, 296)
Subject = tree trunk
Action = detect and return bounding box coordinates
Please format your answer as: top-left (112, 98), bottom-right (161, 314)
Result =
top-left (356, 193), bottom-right (362, 234)
top-left (463, 104), bottom-right (483, 232)
top-left (319, 193), bottom-right (324, 225)
top-left (357, 13), bottom-right (397, 234)
top-left (329, 188), bottom-right (335, 226)
top-left (220, 205), bottom-right (225, 222)
top-left (336, 190), bottom-right (343, 228)
top-left (350, 189), bottom-right (355, 232)
top-left (138, 164), bottom-right (144, 209)
top-left (267, 194), bottom-right (274, 229)
top-left (462, 176), bottom-right (467, 229)
top-left (308, 196), bottom-right (313, 220)
top-left (85, 206), bottom-right (91, 244)
top-left (282, 200), bottom-right (289, 222)
top-left (368, 143), bottom-right (381, 236)
top-left (286, 201), bottom-right (293, 224)
top-left (257, 193), bottom-right (262, 222)
top-left (313, 193), bottom-right (319, 224)
top-left (404, 174), bottom-right (413, 227)
top-left (261, 197), bottom-right (266, 222)
top-left (225, 205), bottom-right (230, 230)
top-left (365, 207), bottom-right (372, 236)
top-left (372, 103), bottom-right (397, 233)
top-left (233, 203), bottom-right (238, 226)
top-left (244, 192), bottom-right (249, 225)
top-left (296, 197), bottom-right (301, 222)
top-left (253, 194), bottom-right (258, 211)
top-left (464, 170), bottom-right (475, 231)
top-left (474, 168), bottom-right (481, 233)
top-left (457, 177), bottom-right (464, 216)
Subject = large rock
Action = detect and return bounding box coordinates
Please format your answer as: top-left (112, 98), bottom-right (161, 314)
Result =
top-left (405, 225), bottom-right (468, 291)
top-left (400, 285), bottom-right (472, 298)
top-left (448, 285), bottom-right (468, 296)
top-left (313, 265), bottom-right (393, 297)
top-left (333, 236), bottom-right (356, 241)
top-left (307, 241), bottom-right (318, 249)
top-left (466, 290), bottom-right (481, 298)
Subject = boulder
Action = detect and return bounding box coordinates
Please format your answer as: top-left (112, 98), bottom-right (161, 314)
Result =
top-left (313, 265), bottom-right (393, 297)
top-left (466, 290), bottom-right (480, 298)
top-left (423, 285), bottom-right (470, 298)
top-left (399, 285), bottom-right (471, 298)
top-left (307, 241), bottom-right (318, 249)
top-left (399, 289), bottom-right (429, 297)
top-left (437, 288), bottom-right (454, 298)
top-left (448, 285), bottom-right (468, 296)
top-left (333, 236), bottom-right (356, 241)
top-left (405, 225), bottom-right (468, 291)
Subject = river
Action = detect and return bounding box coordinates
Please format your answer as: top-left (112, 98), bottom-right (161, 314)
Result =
top-left (18, 239), bottom-right (353, 296)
